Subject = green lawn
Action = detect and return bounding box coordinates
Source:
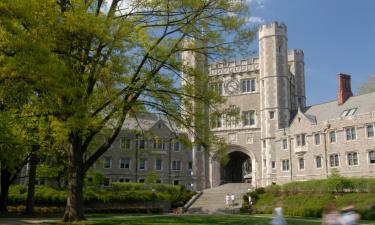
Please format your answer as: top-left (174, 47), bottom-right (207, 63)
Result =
top-left (72, 214), bottom-right (321, 225)
top-left (2, 214), bottom-right (374, 225)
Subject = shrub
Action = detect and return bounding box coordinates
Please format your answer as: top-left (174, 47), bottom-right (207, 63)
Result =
top-left (8, 182), bottom-right (194, 212)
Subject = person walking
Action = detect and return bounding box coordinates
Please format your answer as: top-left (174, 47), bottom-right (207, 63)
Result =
top-left (270, 200), bottom-right (287, 225)
top-left (322, 202), bottom-right (341, 225)
top-left (340, 203), bottom-right (360, 225)
top-left (225, 194), bottom-right (230, 207)
top-left (230, 193), bottom-right (235, 206)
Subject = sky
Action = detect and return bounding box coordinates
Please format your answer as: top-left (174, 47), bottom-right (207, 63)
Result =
top-left (247, 0), bottom-right (375, 106)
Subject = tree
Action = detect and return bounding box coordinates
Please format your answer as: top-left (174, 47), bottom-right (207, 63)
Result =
top-left (0, 0), bottom-right (255, 221)
top-left (358, 75), bottom-right (375, 95)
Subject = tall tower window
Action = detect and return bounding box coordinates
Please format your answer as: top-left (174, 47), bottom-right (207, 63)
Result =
top-left (269, 111), bottom-right (275, 119)
top-left (211, 82), bottom-right (223, 95)
top-left (241, 79), bottom-right (256, 93)
top-left (211, 114), bottom-right (222, 128)
top-left (242, 111), bottom-right (255, 126)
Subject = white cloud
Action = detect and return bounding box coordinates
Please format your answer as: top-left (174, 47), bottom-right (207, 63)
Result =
top-left (247, 16), bottom-right (265, 24)
top-left (246, 0), bottom-right (266, 9)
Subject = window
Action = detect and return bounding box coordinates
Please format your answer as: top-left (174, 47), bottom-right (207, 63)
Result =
top-left (345, 127), bottom-right (356, 141)
top-left (282, 139), bottom-right (288, 149)
top-left (104, 156), bottom-right (112, 169)
top-left (188, 161), bottom-right (193, 170)
top-left (282, 159), bottom-right (290, 171)
top-left (153, 139), bottom-right (165, 150)
top-left (173, 180), bottom-right (180, 185)
top-left (139, 159), bottom-right (146, 170)
top-left (119, 158), bottom-right (131, 169)
top-left (316, 156), bottom-right (322, 168)
top-left (241, 79), bottom-right (256, 93)
top-left (263, 159), bottom-right (266, 168)
top-left (296, 134), bottom-right (306, 146)
top-left (139, 139), bottom-right (145, 149)
top-left (172, 160), bottom-right (181, 171)
top-left (330, 154), bottom-right (339, 167)
top-left (103, 178), bottom-right (110, 186)
top-left (119, 178), bottom-right (124, 182)
top-left (341, 108), bottom-right (357, 117)
top-left (212, 114), bottom-right (222, 128)
top-left (121, 138), bottom-right (131, 149)
top-left (173, 141), bottom-right (180, 151)
top-left (329, 131), bottom-right (336, 143)
top-left (269, 111), bottom-right (275, 119)
top-left (155, 159), bottom-right (162, 171)
top-left (367, 125), bottom-right (374, 138)
top-left (299, 158), bottom-right (305, 170)
top-left (369, 151), bottom-right (375, 164)
top-left (138, 179), bottom-right (145, 183)
top-left (156, 179), bottom-right (162, 184)
top-left (211, 82), bottom-right (223, 95)
top-left (243, 111), bottom-right (255, 126)
top-left (263, 140), bottom-right (266, 148)
top-left (314, 133), bottom-right (320, 145)
top-left (272, 161), bottom-right (276, 169)
top-left (347, 152), bottom-right (358, 166)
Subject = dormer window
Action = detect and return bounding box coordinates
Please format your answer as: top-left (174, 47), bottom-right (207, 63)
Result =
top-left (341, 108), bottom-right (357, 117)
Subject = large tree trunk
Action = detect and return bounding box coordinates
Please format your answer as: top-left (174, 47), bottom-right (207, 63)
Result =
top-left (0, 169), bottom-right (11, 213)
top-left (24, 147), bottom-right (38, 215)
top-left (63, 137), bottom-right (86, 222)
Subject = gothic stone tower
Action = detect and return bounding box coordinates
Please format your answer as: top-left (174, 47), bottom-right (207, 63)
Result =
top-left (259, 22), bottom-right (291, 186)
top-left (181, 39), bottom-right (210, 190)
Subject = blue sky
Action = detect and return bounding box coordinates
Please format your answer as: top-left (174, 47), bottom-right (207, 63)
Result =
top-left (247, 0), bottom-right (375, 106)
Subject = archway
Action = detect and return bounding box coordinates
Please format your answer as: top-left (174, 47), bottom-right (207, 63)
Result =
top-left (220, 151), bottom-right (252, 184)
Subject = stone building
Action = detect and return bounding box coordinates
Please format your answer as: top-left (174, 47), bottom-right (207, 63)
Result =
top-left (97, 21), bottom-right (375, 190)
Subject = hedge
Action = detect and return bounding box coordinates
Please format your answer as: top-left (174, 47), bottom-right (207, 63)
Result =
top-left (243, 177), bottom-right (375, 220)
top-left (8, 182), bottom-right (195, 209)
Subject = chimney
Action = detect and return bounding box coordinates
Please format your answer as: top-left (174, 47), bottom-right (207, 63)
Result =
top-left (337, 73), bottom-right (353, 105)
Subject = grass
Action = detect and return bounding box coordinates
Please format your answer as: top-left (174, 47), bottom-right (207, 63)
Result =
top-left (1, 214), bottom-right (374, 225)
top-left (64, 214), bottom-right (321, 225)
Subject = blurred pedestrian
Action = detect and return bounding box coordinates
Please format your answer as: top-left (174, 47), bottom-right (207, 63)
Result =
top-left (225, 193), bottom-right (230, 207)
top-left (231, 193), bottom-right (235, 206)
top-left (341, 203), bottom-right (360, 225)
top-left (322, 202), bottom-right (341, 225)
top-left (270, 200), bottom-right (287, 225)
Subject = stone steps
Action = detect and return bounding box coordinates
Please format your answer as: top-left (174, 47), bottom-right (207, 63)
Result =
top-left (187, 183), bottom-right (252, 214)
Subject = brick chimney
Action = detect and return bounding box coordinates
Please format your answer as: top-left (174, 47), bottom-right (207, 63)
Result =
top-left (337, 73), bottom-right (353, 105)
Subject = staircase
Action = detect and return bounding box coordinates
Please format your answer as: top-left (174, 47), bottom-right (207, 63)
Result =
top-left (187, 183), bottom-right (252, 214)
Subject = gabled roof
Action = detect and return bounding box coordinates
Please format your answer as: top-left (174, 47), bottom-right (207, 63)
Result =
top-left (303, 92), bottom-right (375, 122)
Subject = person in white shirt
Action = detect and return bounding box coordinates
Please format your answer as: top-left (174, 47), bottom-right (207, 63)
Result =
top-left (230, 193), bottom-right (235, 206)
top-left (271, 200), bottom-right (287, 225)
top-left (225, 194), bottom-right (230, 207)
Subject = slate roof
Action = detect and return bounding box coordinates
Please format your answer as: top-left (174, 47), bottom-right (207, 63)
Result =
top-left (303, 92), bottom-right (375, 122)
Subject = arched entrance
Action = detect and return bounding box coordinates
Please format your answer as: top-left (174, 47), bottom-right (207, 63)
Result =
top-left (220, 151), bottom-right (252, 184)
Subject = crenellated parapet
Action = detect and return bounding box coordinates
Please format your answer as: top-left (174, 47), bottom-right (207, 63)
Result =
top-left (288, 49), bottom-right (304, 62)
top-left (208, 58), bottom-right (259, 76)
top-left (259, 21), bottom-right (287, 39)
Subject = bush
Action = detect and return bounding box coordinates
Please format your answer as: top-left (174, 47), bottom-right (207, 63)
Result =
top-left (250, 178), bottom-right (375, 220)
top-left (8, 182), bottom-right (194, 212)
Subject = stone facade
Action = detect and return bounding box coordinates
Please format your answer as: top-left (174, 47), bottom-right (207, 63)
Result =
top-left (96, 22), bottom-right (375, 190)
